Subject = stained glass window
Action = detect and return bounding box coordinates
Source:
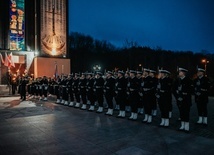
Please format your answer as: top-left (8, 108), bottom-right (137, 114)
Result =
top-left (9, 0), bottom-right (25, 51)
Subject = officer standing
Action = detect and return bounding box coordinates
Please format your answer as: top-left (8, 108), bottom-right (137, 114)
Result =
top-left (64, 74), bottom-right (72, 106)
top-left (141, 68), bottom-right (154, 124)
top-left (94, 72), bottom-right (104, 113)
top-left (42, 76), bottom-right (49, 101)
top-left (175, 68), bottom-right (192, 132)
top-left (59, 75), bottom-right (67, 104)
top-left (87, 73), bottom-right (96, 111)
top-left (104, 71), bottom-right (116, 116)
top-left (127, 70), bottom-right (140, 120)
top-left (149, 70), bottom-right (158, 116)
top-left (156, 70), bottom-right (172, 127)
top-left (194, 68), bottom-right (210, 126)
top-left (73, 73), bottom-right (81, 107)
top-left (55, 76), bottom-right (61, 103)
top-left (115, 71), bottom-right (127, 118)
top-left (136, 71), bottom-right (144, 115)
top-left (68, 74), bottom-right (75, 106)
top-left (79, 73), bottom-right (87, 110)
top-left (20, 76), bottom-right (28, 101)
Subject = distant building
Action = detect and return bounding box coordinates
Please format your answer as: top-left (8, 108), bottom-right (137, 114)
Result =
top-left (0, 0), bottom-right (70, 84)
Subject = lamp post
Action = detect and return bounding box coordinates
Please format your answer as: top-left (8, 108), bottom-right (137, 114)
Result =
top-left (202, 59), bottom-right (209, 75)
top-left (93, 64), bottom-right (101, 72)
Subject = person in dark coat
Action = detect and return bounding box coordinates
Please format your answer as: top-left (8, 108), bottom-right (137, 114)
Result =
top-left (115, 71), bottom-right (128, 118)
top-left (19, 76), bottom-right (28, 101)
top-left (156, 70), bottom-right (172, 127)
top-left (94, 72), bottom-right (104, 113)
top-left (87, 73), bottom-right (96, 111)
top-left (149, 70), bottom-right (158, 116)
top-left (64, 75), bottom-right (72, 106)
top-left (136, 71), bottom-right (144, 115)
top-left (104, 71), bottom-right (116, 116)
top-left (79, 73), bottom-right (87, 110)
top-left (141, 68), bottom-right (154, 123)
top-left (174, 68), bottom-right (192, 132)
top-left (127, 70), bottom-right (140, 120)
top-left (193, 68), bottom-right (210, 126)
top-left (73, 73), bottom-right (81, 107)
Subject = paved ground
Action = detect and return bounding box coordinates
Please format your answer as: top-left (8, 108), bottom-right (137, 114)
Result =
top-left (0, 95), bottom-right (214, 155)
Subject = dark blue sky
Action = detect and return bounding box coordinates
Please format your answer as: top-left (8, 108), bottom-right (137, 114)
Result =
top-left (69, 0), bottom-right (214, 53)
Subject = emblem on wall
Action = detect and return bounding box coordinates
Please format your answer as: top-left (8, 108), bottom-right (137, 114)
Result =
top-left (40, 0), bottom-right (67, 56)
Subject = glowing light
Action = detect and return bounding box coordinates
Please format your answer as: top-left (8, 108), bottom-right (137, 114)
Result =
top-left (51, 36), bottom-right (57, 56)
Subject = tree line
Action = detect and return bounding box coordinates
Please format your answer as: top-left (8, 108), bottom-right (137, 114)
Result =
top-left (68, 32), bottom-right (214, 80)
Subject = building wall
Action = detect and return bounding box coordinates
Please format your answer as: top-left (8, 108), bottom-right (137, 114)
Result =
top-left (34, 57), bottom-right (70, 78)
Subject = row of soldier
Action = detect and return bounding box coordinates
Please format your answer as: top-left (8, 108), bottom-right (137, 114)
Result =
top-left (21, 67), bottom-right (210, 133)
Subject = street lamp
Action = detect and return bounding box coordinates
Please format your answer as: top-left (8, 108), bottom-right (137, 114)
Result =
top-left (93, 64), bottom-right (101, 72)
top-left (201, 59), bottom-right (209, 75)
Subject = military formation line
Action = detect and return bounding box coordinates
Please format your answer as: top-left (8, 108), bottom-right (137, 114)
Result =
top-left (17, 67), bottom-right (210, 133)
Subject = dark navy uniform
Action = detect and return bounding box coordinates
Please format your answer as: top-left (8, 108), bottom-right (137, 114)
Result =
top-left (79, 75), bottom-right (87, 109)
top-left (193, 69), bottom-right (210, 125)
top-left (115, 71), bottom-right (128, 117)
top-left (104, 75), bottom-right (115, 109)
top-left (72, 76), bottom-right (80, 104)
top-left (94, 73), bottom-right (104, 113)
top-left (41, 76), bottom-right (49, 100)
top-left (104, 72), bottom-right (116, 115)
top-left (19, 77), bottom-right (28, 101)
top-left (141, 75), bottom-right (155, 123)
top-left (127, 71), bottom-right (140, 120)
top-left (87, 74), bottom-right (96, 111)
top-left (174, 68), bottom-right (192, 132)
top-left (150, 75), bottom-right (158, 115)
top-left (157, 77), bottom-right (172, 119)
top-left (174, 77), bottom-right (192, 122)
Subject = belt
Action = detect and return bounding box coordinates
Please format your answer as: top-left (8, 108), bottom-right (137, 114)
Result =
top-left (96, 86), bottom-right (102, 88)
top-left (143, 88), bottom-right (152, 91)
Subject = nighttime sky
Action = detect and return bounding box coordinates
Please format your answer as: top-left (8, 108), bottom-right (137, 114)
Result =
top-left (69, 0), bottom-right (214, 53)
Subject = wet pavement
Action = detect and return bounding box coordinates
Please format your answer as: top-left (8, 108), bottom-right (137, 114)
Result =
top-left (0, 95), bottom-right (214, 155)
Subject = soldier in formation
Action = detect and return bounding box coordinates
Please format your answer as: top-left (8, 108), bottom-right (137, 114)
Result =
top-left (21, 66), bottom-right (210, 132)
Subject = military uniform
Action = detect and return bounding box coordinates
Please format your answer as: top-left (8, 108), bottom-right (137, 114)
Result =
top-left (104, 71), bottom-right (116, 115)
top-left (79, 74), bottom-right (87, 110)
top-left (63, 76), bottom-right (71, 106)
top-left (157, 70), bottom-right (172, 127)
top-left (127, 70), bottom-right (140, 120)
top-left (174, 68), bottom-right (192, 132)
top-left (87, 73), bottom-right (96, 111)
top-left (94, 72), bottom-right (104, 113)
top-left (55, 77), bottom-right (61, 103)
top-left (136, 71), bottom-right (144, 115)
top-left (73, 74), bottom-right (80, 107)
top-left (115, 71), bottom-right (128, 118)
top-left (149, 70), bottom-right (158, 116)
top-left (141, 69), bottom-right (155, 123)
top-left (41, 76), bottom-right (49, 101)
top-left (19, 77), bottom-right (28, 101)
top-left (194, 68), bottom-right (210, 125)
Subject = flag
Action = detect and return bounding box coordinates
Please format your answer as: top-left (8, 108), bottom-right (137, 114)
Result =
top-left (4, 53), bottom-right (9, 67)
top-left (8, 52), bottom-right (15, 68)
top-left (0, 53), bottom-right (4, 64)
top-left (54, 62), bottom-right (58, 79)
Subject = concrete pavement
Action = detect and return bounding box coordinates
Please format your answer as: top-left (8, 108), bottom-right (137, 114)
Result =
top-left (0, 95), bottom-right (214, 155)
